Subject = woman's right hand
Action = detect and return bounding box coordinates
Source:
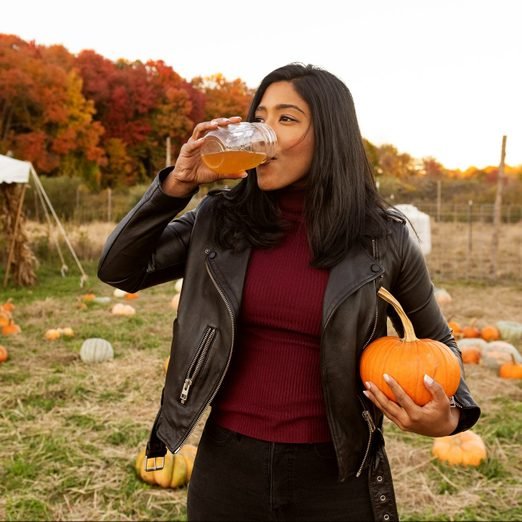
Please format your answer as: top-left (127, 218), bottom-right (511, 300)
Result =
top-left (162, 116), bottom-right (247, 197)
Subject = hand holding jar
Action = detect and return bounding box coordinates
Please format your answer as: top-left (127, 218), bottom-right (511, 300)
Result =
top-left (162, 117), bottom-right (276, 197)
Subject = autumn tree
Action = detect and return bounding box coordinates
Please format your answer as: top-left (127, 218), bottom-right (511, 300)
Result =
top-left (376, 144), bottom-right (416, 178)
top-left (0, 35), bottom-right (104, 180)
top-left (420, 156), bottom-right (446, 178)
top-left (192, 73), bottom-right (254, 121)
top-left (75, 52), bottom-right (198, 186)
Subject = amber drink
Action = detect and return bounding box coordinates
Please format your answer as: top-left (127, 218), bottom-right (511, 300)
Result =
top-left (201, 122), bottom-right (276, 174)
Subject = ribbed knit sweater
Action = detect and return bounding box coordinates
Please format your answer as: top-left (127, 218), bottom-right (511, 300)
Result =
top-left (212, 187), bottom-right (332, 443)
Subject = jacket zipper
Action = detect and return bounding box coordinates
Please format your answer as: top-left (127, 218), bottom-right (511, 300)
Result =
top-left (179, 326), bottom-right (217, 404)
top-left (167, 257), bottom-right (236, 454)
top-left (321, 257), bottom-right (383, 478)
top-left (356, 405), bottom-right (377, 477)
top-left (356, 243), bottom-right (381, 476)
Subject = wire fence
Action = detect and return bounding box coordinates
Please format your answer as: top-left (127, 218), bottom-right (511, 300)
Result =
top-left (410, 203), bottom-right (521, 282)
top-left (21, 190), bottom-right (522, 283)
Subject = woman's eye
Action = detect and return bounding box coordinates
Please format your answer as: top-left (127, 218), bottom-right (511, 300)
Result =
top-left (254, 116), bottom-right (264, 122)
top-left (280, 115), bottom-right (296, 123)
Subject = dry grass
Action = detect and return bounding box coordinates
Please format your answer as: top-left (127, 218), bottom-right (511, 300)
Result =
top-left (428, 221), bottom-right (522, 281)
top-left (0, 242), bottom-right (521, 520)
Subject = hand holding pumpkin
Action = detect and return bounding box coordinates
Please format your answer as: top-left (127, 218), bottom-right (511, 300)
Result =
top-left (363, 374), bottom-right (460, 437)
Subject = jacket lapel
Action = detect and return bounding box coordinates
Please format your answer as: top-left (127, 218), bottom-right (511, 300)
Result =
top-left (322, 243), bottom-right (384, 328)
top-left (206, 246), bottom-right (251, 316)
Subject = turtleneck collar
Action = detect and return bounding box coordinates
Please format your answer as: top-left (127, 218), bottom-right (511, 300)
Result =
top-left (275, 186), bottom-right (306, 222)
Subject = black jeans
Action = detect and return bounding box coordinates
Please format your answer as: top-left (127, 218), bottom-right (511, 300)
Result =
top-left (187, 419), bottom-right (374, 521)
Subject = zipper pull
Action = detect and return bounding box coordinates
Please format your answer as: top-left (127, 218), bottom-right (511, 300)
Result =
top-left (362, 410), bottom-right (376, 432)
top-left (180, 378), bottom-right (193, 404)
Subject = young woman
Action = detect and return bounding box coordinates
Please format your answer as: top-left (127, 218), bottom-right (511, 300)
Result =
top-left (98, 63), bottom-right (480, 521)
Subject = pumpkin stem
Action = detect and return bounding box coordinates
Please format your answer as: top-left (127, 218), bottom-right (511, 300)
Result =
top-left (377, 287), bottom-right (419, 342)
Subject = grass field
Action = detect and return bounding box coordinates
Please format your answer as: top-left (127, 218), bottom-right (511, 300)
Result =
top-left (1, 261), bottom-right (521, 521)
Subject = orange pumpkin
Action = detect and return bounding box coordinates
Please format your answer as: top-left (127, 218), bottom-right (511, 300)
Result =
top-left (124, 292), bottom-right (140, 300)
top-left (2, 321), bottom-right (21, 336)
top-left (461, 346), bottom-right (481, 364)
top-left (2, 300), bottom-right (15, 313)
top-left (498, 355), bottom-right (522, 379)
top-left (462, 321), bottom-right (481, 338)
top-left (360, 287), bottom-right (461, 406)
top-left (0, 311), bottom-right (11, 328)
top-left (0, 345), bottom-right (8, 363)
top-left (432, 430), bottom-right (487, 467)
top-left (448, 320), bottom-right (462, 338)
top-left (480, 325), bottom-right (500, 342)
top-left (135, 444), bottom-right (197, 489)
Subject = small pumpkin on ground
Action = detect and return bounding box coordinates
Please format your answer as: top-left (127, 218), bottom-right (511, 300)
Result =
top-left (448, 320), bottom-right (462, 339)
top-left (457, 338), bottom-right (488, 365)
top-left (480, 325), bottom-right (500, 342)
top-left (360, 287), bottom-right (461, 406)
top-left (45, 329), bottom-right (62, 341)
top-left (481, 341), bottom-right (522, 369)
top-left (434, 288), bottom-right (452, 306)
top-left (0, 345), bottom-right (8, 363)
top-left (0, 311), bottom-right (11, 328)
top-left (111, 303), bottom-right (136, 316)
top-left (2, 299), bottom-right (15, 313)
top-left (498, 355), bottom-right (522, 379)
top-left (170, 294), bottom-right (180, 311)
top-left (432, 430), bottom-right (487, 467)
top-left (135, 444), bottom-right (197, 488)
top-left (496, 320), bottom-right (522, 343)
top-left (462, 320), bottom-right (481, 339)
top-left (80, 338), bottom-right (114, 363)
top-left (2, 320), bottom-right (21, 336)
top-left (163, 356), bottom-right (170, 374)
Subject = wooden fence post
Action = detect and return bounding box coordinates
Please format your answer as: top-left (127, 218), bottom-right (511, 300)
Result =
top-left (490, 136), bottom-right (507, 278)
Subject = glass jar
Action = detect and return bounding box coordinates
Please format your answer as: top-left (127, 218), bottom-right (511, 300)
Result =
top-left (201, 122), bottom-right (277, 174)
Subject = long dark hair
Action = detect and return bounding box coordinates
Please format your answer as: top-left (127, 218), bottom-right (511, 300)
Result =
top-left (210, 63), bottom-right (390, 268)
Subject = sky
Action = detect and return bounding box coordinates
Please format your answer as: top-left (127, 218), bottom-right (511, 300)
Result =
top-left (2, 0), bottom-right (522, 169)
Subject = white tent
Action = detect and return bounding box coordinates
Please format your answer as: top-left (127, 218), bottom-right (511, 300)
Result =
top-left (0, 154), bottom-right (88, 287)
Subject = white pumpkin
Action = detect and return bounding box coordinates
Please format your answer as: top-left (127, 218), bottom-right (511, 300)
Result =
top-left (481, 340), bottom-right (522, 369)
top-left (174, 279), bottom-right (183, 293)
top-left (457, 338), bottom-right (488, 354)
top-left (80, 338), bottom-right (114, 363)
top-left (93, 296), bottom-right (112, 304)
top-left (434, 287), bottom-right (452, 306)
top-left (496, 320), bottom-right (522, 343)
top-left (113, 288), bottom-right (127, 298)
top-left (111, 303), bottom-right (136, 316)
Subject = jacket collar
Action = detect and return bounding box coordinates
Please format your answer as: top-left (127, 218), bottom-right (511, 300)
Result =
top-left (322, 243), bottom-right (384, 328)
top-left (207, 241), bottom-right (383, 328)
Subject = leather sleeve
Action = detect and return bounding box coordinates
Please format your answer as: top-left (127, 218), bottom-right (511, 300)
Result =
top-left (97, 167), bottom-right (200, 292)
top-left (387, 224), bottom-right (481, 434)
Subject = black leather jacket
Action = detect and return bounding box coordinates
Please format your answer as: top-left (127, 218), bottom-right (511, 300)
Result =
top-left (98, 169), bottom-right (480, 521)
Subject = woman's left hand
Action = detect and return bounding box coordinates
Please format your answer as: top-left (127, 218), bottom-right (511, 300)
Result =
top-left (363, 374), bottom-right (460, 437)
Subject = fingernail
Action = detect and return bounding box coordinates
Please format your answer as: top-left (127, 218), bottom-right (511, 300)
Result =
top-left (240, 172), bottom-right (248, 178)
top-left (365, 381), bottom-right (371, 390)
top-left (383, 373), bottom-right (391, 383)
top-left (424, 374), bottom-right (434, 386)
top-left (363, 390), bottom-right (370, 399)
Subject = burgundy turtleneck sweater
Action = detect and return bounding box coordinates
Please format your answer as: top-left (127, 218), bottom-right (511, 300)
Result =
top-left (212, 187), bottom-right (332, 443)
